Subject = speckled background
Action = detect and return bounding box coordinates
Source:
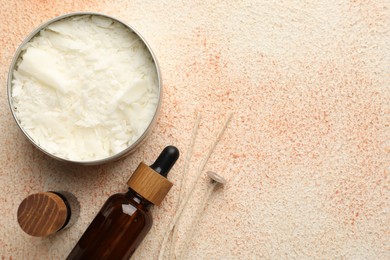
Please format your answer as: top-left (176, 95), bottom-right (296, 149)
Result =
top-left (0, 0), bottom-right (389, 259)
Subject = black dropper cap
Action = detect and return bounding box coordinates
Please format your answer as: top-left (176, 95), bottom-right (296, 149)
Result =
top-left (150, 146), bottom-right (180, 177)
top-left (127, 146), bottom-right (179, 205)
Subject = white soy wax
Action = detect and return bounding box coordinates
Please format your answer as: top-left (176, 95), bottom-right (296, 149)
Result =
top-left (11, 15), bottom-right (159, 161)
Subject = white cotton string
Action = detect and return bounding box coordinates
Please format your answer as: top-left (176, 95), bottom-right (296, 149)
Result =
top-left (179, 111), bottom-right (202, 200)
top-left (179, 182), bottom-right (215, 259)
top-left (169, 111), bottom-right (201, 259)
top-left (180, 171), bottom-right (227, 259)
top-left (158, 113), bottom-right (232, 260)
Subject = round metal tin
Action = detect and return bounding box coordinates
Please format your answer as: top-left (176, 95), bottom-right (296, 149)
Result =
top-left (7, 12), bottom-right (162, 165)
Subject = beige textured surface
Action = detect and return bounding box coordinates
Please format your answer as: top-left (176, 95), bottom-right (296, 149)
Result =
top-left (0, 0), bottom-right (389, 259)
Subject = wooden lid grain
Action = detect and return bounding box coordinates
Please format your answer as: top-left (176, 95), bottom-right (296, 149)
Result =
top-left (17, 192), bottom-right (68, 237)
top-left (127, 162), bottom-right (173, 206)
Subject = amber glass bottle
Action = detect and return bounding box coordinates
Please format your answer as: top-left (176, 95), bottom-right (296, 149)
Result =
top-left (67, 146), bottom-right (179, 260)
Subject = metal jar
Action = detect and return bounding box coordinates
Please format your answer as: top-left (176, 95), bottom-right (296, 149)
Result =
top-left (7, 12), bottom-right (162, 165)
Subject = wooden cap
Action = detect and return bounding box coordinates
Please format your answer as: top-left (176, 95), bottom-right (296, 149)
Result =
top-left (17, 192), bottom-right (68, 237)
top-left (127, 162), bottom-right (173, 206)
